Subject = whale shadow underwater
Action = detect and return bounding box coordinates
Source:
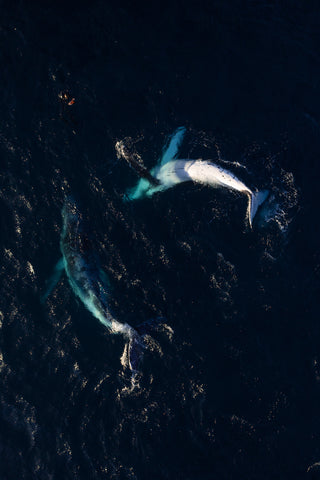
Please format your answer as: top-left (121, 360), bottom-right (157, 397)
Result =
top-left (122, 127), bottom-right (269, 228)
top-left (42, 196), bottom-right (161, 388)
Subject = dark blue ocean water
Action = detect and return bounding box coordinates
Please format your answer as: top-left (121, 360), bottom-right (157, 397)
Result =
top-left (1, 1), bottom-right (320, 479)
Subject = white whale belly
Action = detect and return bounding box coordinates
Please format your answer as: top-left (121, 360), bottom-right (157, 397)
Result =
top-left (155, 160), bottom-right (251, 194)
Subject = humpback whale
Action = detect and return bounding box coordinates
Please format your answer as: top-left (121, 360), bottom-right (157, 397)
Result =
top-left (43, 197), bottom-right (148, 382)
top-left (125, 128), bottom-right (269, 228)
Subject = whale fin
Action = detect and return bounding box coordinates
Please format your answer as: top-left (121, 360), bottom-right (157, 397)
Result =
top-left (128, 331), bottom-right (146, 373)
top-left (119, 330), bottom-right (145, 391)
top-left (123, 318), bottom-right (168, 381)
top-left (41, 257), bottom-right (65, 303)
top-left (160, 126), bottom-right (186, 166)
top-left (124, 127), bottom-right (186, 202)
top-left (247, 190), bottom-right (269, 228)
top-left (124, 177), bottom-right (153, 202)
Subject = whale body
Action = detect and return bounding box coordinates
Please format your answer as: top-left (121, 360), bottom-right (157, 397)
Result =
top-left (125, 128), bottom-right (269, 228)
top-left (44, 197), bottom-right (146, 379)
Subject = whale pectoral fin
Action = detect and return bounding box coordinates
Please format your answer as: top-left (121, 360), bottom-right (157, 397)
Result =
top-left (160, 126), bottom-right (186, 166)
top-left (124, 127), bottom-right (186, 202)
top-left (124, 177), bottom-right (154, 201)
top-left (40, 257), bottom-right (65, 303)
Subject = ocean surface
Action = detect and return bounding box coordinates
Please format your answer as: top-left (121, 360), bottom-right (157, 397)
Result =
top-left (1, 1), bottom-right (320, 479)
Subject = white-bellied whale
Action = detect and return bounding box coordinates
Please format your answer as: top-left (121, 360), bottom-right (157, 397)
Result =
top-left (125, 128), bottom-right (269, 228)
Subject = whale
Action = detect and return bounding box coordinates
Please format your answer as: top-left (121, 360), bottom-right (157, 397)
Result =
top-left (125, 128), bottom-right (269, 228)
top-left (42, 197), bottom-right (149, 382)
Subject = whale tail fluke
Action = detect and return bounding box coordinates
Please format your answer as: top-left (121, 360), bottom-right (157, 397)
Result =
top-left (247, 189), bottom-right (269, 228)
top-left (122, 318), bottom-right (168, 385)
top-left (127, 330), bottom-right (146, 373)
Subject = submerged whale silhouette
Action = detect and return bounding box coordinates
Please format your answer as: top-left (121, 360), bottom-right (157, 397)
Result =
top-left (125, 127), bottom-right (269, 227)
top-left (43, 197), bottom-right (148, 382)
